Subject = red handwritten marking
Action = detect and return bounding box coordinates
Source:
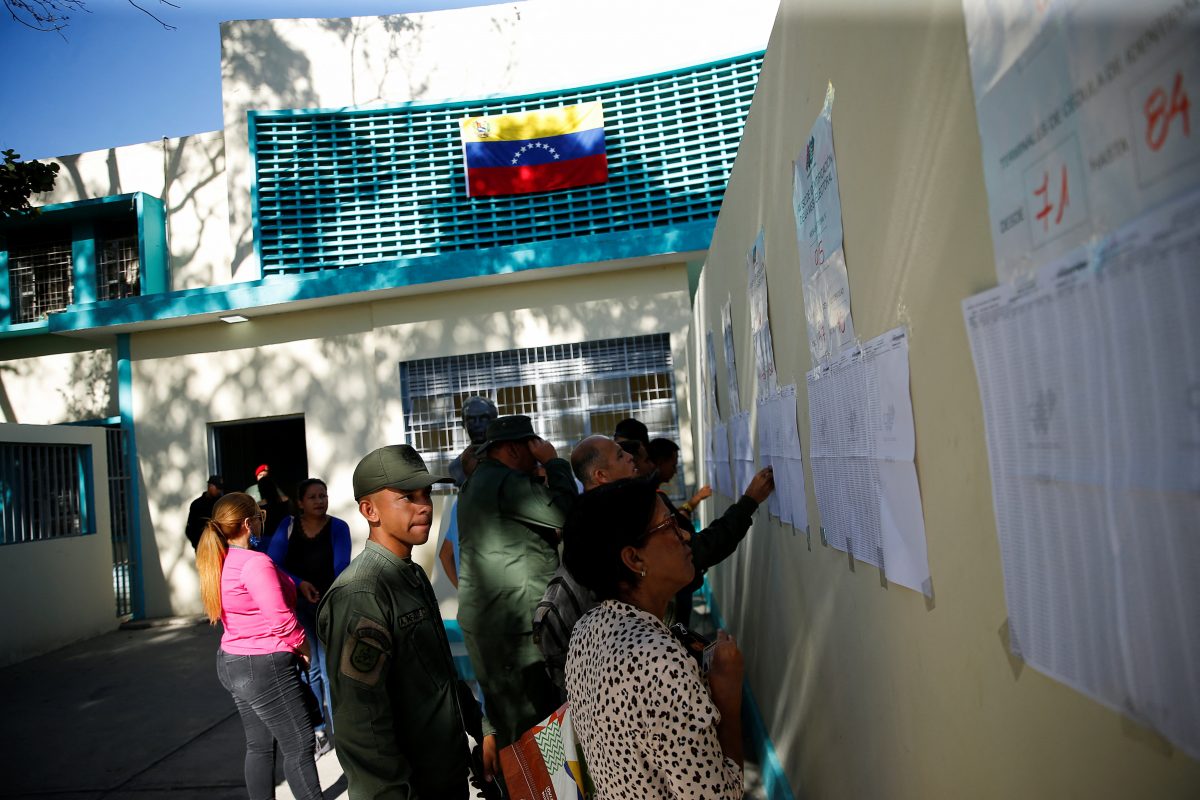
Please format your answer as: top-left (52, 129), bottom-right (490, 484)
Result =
top-left (1144, 70), bottom-right (1191, 152)
top-left (1034, 165), bottom-right (1069, 231)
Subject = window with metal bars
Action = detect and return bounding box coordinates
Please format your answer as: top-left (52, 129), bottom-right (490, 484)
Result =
top-left (0, 442), bottom-right (93, 544)
top-left (7, 241), bottom-right (73, 323)
top-left (251, 52), bottom-right (764, 276)
top-left (98, 235), bottom-right (140, 302)
top-left (399, 334), bottom-right (684, 496)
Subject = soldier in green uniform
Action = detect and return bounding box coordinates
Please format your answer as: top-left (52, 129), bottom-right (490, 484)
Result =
top-left (317, 444), bottom-right (498, 799)
top-left (456, 415), bottom-right (577, 746)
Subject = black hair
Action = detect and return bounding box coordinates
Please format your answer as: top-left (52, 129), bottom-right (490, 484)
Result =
top-left (646, 437), bottom-right (680, 465)
top-left (613, 417), bottom-right (649, 446)
top-left (618, 439), bottom-right (645, 459)
top-left (563, 478), bottom-right (660, 601)
top-left (295, 477), bottom-right (327, 500)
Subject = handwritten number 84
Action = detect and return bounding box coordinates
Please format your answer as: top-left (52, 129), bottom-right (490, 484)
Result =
top-left (1144, 71), bottom-right (1191, 152)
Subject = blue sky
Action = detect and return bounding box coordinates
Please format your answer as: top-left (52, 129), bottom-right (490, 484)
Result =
top-left (0, 0), bottom-right (500, 160)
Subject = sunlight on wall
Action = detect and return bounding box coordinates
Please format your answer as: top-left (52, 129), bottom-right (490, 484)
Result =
top-left (130, 264), bottom-right (690, 616)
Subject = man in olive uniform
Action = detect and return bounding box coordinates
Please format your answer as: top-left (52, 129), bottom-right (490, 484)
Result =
top-left (317, 444), bottom-right (497, 799)
top-left (456, 415), bottom-right (576, 746)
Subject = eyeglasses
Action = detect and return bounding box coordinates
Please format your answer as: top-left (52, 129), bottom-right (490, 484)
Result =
top-left (643, 514), bottom-right (689, 544)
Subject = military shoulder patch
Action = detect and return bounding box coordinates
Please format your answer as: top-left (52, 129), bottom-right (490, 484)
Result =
top-left (339, 614), bottom-right (392, 687)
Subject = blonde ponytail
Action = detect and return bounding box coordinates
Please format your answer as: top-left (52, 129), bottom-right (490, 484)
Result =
top-left (195, 492), bottom-right (260, 624)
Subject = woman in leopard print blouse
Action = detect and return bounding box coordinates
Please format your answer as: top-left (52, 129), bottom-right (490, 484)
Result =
top-left (562, 478), bottom-right (744, 799)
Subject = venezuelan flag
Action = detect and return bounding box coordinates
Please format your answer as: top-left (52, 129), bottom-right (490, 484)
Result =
top-left (460, 102), bottom-right (607, 197)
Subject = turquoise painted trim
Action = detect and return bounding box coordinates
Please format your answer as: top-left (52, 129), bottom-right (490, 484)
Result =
top-left (28, 221), bottom-right (713, 335)
top-left (66, 416), bottom-right (123, 427)
top-left (440, 619), bottom-right (477, 682)
top-left (247, 113), bottom-right (265, 282)
top-left (116, 334), bottom-right (145, 620)
top-left (78, 444), bottom-right (96, 536)
top-left (0, 193), bottom-right (138, 226)
top-left (72, 221), bottom-right (97, 306)
top-left (0, 240), bottom-right (8, 327)
top-left (136, 194), bottom-right (168, 294)
top-left (742, 681), bottom-right (796, 800)
top-left (248, 50), bottom-right (766, 121)
top-left (0, 191), bottom-right (168, 336)
top-left (701, 577), bottom-right (796, 800)
top-left (0, 319), bottom-right (49, 337)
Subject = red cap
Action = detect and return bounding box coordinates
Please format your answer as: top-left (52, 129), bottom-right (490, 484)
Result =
top-left (255, 463), bottom-right (269, 479)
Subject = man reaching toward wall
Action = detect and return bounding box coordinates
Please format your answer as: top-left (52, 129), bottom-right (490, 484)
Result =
top-left (533, 434), bottom-right (774, 693)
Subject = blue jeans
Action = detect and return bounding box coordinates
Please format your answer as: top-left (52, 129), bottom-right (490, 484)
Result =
top-left (216, 649), bottom-right (322, 800)
top-left (297, 605), bottom-right (331, 732)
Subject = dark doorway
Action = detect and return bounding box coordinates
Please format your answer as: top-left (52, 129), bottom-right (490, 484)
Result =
top-left (210, 416), bottom-right (308, 503)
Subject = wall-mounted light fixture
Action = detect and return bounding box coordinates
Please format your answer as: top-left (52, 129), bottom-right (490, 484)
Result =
top-left (220, 314), bottom-right (249, 324)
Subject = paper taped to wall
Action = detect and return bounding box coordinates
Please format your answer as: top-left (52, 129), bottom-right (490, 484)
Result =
top-left (806, 326), bottom-right (929, 593)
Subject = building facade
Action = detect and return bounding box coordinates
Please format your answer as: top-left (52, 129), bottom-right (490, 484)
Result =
top-left (0, 1), bottom-right (776, 631)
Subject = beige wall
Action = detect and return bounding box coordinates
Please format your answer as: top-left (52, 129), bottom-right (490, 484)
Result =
top-left (0, 337), bottom-right (116, 424)
top-left (693, 0), bottom-right (1200, 796)
top-left (0, 423), bottom-right (116, 667)
top-left (218, 0), bottom-right (778, 279)
top-left (34, 132), bottom-right (232, 290)
top-left (132, 263), bottom-right (691, 618)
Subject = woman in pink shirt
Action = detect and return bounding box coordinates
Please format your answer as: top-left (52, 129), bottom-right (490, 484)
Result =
top-left (197, 492), bottom-right (322, 800)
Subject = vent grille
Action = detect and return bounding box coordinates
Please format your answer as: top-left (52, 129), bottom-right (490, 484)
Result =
top-left (252, 53), bottom-right (763, 275)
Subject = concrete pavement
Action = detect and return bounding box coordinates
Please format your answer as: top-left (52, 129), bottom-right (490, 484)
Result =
top-left (4, 611), bottom-right (767, 799)
top-left (0, 619), bottom-right (346, 800)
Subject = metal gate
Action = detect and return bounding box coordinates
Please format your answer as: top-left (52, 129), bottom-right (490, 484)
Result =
top-left (105, 427), bottom-right (135, 618)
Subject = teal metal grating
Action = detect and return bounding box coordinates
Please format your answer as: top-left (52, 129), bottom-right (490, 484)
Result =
top-left (250, 53), bottom-right (763, 275)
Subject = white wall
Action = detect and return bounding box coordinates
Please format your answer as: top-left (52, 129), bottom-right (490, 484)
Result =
top-left (0, 338), bottom-right (116, 424)
top-left (130, 263), bottom-right (692, 617)
top-left (33, 132), bottom-right (232, 290)
top-left (218, 0), bottom-right (779, 279)
top-left (0, 423), bottom-right (116, 667)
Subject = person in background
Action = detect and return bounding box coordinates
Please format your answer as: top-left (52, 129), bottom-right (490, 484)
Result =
top-left (248, 465), bottom-right (289, 553)
top-left (647, 437), bottom-right (713, 626)
top-left (612, 417), bottom-right (649, 447)
top-left (563, 479), bottom-right (745, 798)
top-left (318, 445), bottom-right (497, 799)
top-left (197, 492), bottom-right (322, 800)
top-left (244, 463), bottom-right (270, 502)
top-left (647, 437), bottom-right (712, 521)
top-left (185, 474), bottom-right (224, 551)
top-left (267, 478), bottom-right (351, 754)
top-left (619, 439), bottom-right (656, 480)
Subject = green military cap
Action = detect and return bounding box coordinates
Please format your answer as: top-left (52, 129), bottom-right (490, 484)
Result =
top-left (475, 414), bottom-right (538, 455)
top-left (353, 444), bottom-right (451, 500)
